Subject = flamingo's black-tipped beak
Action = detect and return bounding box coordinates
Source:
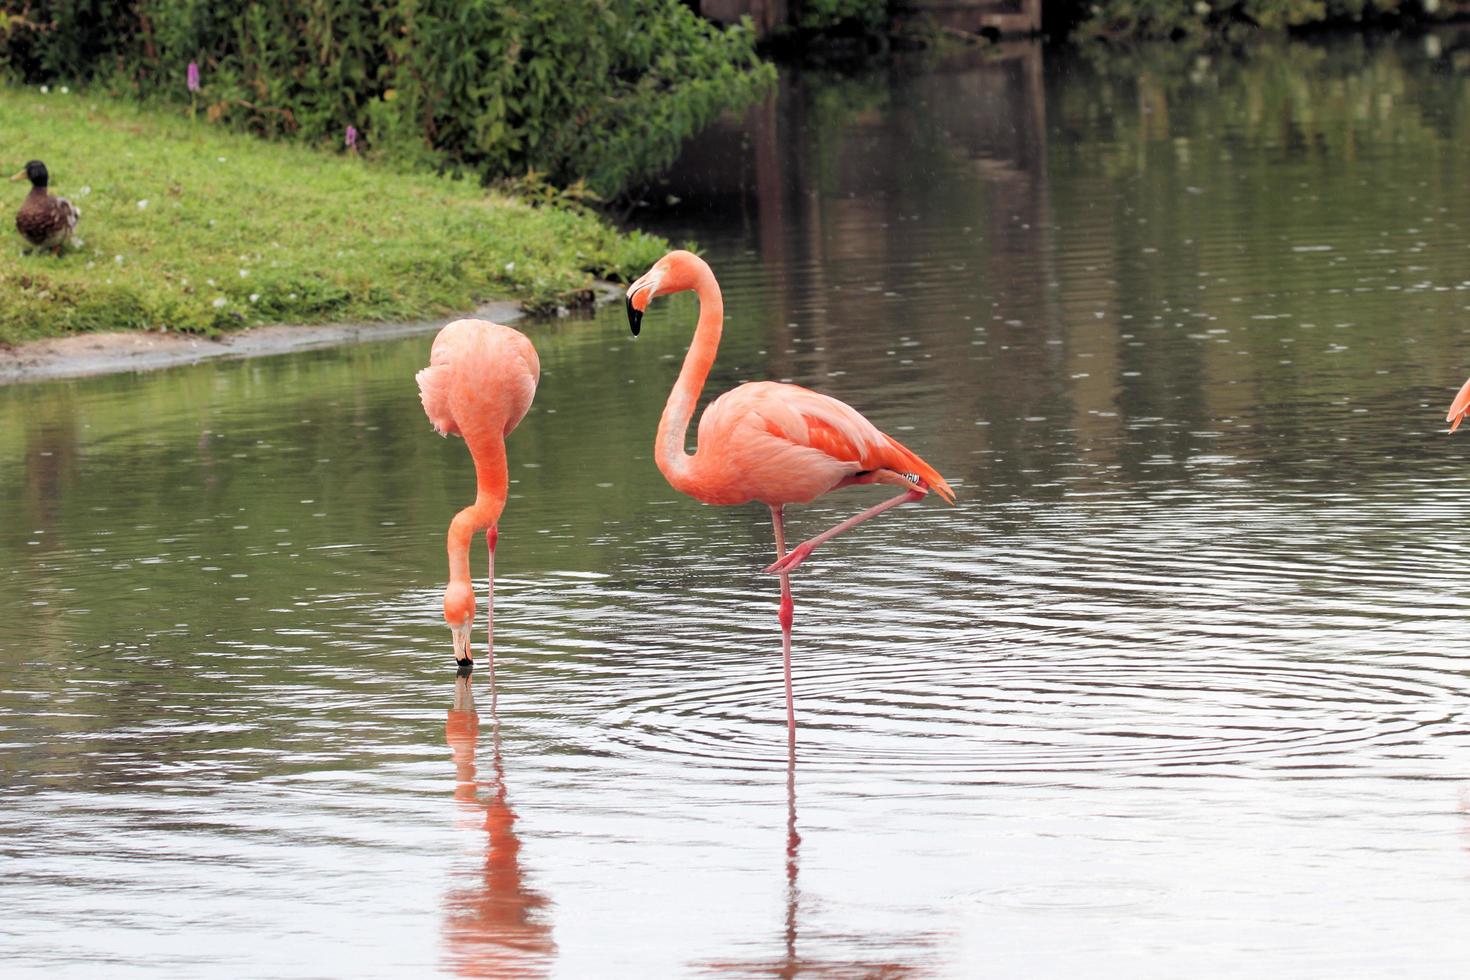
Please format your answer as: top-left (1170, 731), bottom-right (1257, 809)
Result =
top-left (625, 268), bottom-right (661, 337)
top-left (451, 621), bottom-right (471, 664)
top-left (626, 295), bottom-right (643, 337)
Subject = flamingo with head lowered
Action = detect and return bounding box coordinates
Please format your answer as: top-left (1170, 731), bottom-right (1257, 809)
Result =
top-left (624, 250), bottom-right (954, 724)
top-left (418, 319), bottom-right (540, 709)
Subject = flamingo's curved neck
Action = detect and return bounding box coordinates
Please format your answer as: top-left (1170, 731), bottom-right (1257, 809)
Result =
top-left (447, 433), bottom-right (508, 592)
top-left (656, 266), bottom-right (723, 494)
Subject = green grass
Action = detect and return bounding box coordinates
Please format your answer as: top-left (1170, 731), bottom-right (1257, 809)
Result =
top-left (0, 85), bottom-right (668, 344)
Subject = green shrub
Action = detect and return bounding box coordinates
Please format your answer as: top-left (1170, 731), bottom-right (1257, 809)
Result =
top-left (0, 1), bottom-right (774, 197)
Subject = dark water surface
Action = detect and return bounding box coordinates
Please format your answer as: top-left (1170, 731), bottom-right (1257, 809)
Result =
top-left (6, 36), bottom-right (1470, 977)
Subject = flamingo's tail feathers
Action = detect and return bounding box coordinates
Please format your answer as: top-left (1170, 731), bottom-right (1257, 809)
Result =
top-left (882, 435), bottom-right (956, 505)
top-left (416, 363), bottom-right (457, 437)
top-left (1448, 376), bottom-right (1470, 433)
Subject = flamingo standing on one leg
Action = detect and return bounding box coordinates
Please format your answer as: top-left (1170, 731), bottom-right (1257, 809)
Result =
top-left (1447, 377), bottom-right (1470, 432)
top-left (418, 319), bottom-right (540, 710)
top-left (624, 251), bottom-right (954, 724)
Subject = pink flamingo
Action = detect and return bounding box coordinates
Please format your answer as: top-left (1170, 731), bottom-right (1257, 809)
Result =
top-left (625, 251), bottom-right (954, 723)
top-left (1448, 377), bottom-right (1470, 433)
top-left (418, 319), bottom-right (540, 709)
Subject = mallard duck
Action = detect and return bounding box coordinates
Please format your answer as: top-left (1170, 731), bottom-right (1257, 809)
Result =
top-left (12, 160), bottom-right (80, 255)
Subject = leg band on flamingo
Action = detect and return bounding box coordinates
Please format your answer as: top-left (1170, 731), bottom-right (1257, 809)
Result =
top-left (456, 658), bottom-right (474, 678)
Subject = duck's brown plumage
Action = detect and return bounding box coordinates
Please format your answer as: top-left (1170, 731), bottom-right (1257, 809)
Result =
top-left (13, 160), bottom-right (80, 254)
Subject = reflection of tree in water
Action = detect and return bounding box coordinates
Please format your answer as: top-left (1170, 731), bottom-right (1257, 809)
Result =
top-left (443, 708), bottom-right (556, 978)
top-left (640, 42), bottom-right (1060, 505)
top-left (641, 36), bottom-right (1470, 507)
top-left (6, 390), bottom-right (82, 682)
top-left (700, 728), bottom-right (939, 978)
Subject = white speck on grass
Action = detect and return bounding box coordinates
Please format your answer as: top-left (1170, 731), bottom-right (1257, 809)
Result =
top-left (136, 200), bottom-right (149, 210)
top-left (249, 294), bottom-right (259, 303)
top-left (212, 297), bottom-right (227, 308)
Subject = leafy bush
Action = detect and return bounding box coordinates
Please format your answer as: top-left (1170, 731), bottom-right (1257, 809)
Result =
top-left (0, 1), bottom-right (774, 197)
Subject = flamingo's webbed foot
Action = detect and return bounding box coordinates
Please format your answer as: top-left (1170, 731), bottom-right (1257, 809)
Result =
top-left (764, 541), bottom-right (816, 575)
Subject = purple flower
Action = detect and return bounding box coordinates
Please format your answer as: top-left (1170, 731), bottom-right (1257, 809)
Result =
top-left (345, 125), bottom-right (358, 149)
top-left (187, 61), bottom-right (200, 93)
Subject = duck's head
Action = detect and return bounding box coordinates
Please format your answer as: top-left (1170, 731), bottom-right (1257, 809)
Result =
top-left (10, 161), bottom-right (48, 188)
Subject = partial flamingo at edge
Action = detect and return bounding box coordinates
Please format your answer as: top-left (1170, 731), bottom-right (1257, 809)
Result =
top-left (1447, 376), bottom-right (1470, 433)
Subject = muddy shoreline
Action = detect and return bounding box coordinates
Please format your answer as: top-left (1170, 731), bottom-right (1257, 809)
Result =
top-left (0, 299), bottom-right (531, 386)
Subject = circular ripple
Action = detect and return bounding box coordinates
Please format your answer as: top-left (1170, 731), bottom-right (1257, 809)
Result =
top-left (597, 653), bottom-right (1468, 776)
top-left (965, 880), bottom-right (1165, 914)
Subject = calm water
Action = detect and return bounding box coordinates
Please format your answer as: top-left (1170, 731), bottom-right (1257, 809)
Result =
top-left (6, 36), bottom-right (1470, 978)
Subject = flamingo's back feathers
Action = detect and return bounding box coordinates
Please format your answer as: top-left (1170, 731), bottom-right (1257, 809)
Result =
top-left (417, 319), bottom-right (539, 440)
top-left (699, 382), bottom-right (953, 506)
top-left (879, 433), bottom-right (956, 504)
top-left (791, 410), bottom-right (954, 504)
top-left (416, 354), bottom-right (459, 438)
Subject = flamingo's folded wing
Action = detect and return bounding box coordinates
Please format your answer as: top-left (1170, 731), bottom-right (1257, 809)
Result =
top-left (746, 383), bottom-right (956, 504)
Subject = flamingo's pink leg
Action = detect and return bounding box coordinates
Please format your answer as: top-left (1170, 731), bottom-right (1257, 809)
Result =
top-left (485, 524), bottom-right (498, 690)
top-left (764, 489), bottom-right (926, 576)
top-left (771, 505), bottom-right (795, 729)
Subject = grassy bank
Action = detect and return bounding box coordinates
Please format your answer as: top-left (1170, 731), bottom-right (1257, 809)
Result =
top-left (0, 85), bottom-right (667, 345)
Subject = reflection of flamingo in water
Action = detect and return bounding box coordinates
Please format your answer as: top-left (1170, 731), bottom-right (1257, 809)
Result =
top-left (418, 320), bottom-right (540, 709)
top-left (702, 722), bottom-right (929, 978)
top-left (624, 251), bottom-right (954, 724)
top-left (781, 727), bottom-right (803, 978)
top-left (443, 706), bottom-right (555, 977)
